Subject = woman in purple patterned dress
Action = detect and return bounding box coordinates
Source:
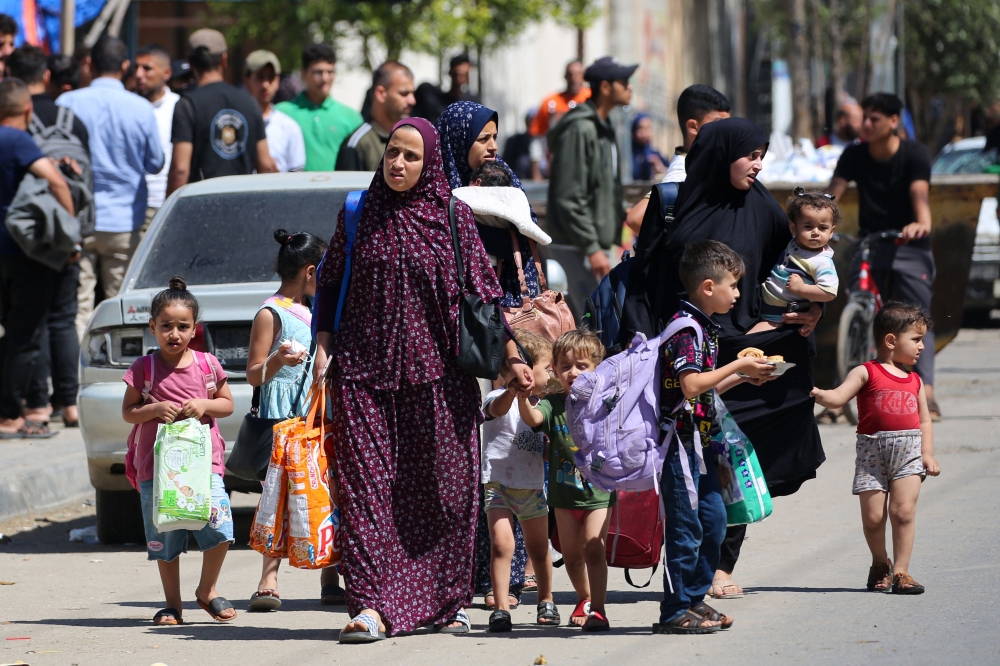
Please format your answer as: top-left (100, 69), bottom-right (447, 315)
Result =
top-left (314, 118), bottom-right (534, 642)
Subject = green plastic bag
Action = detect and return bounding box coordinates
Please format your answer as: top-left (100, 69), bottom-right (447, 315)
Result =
top-left (711, 394), bottom-right (773, 526)
top-left (152, 418), bottom-right (213, 532)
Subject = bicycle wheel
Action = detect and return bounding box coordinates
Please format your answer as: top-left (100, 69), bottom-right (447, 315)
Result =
top-left (836, 298), bottom-right (875, 425)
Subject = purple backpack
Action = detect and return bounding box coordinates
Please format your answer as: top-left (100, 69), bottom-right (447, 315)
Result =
top-left (565, 316), bottom-right (702, 494)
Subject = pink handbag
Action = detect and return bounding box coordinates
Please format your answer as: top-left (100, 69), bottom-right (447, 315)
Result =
top-left (500, 231), bottom-right (575, 343)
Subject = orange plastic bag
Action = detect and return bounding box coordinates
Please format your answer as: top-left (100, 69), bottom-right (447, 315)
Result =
top-left (249, 419), bottom-right (298, 558)
top-left (284, 379), bottom-right (341, 570)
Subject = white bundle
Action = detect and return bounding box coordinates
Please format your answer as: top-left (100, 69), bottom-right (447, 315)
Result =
top-left (452, 186), bottom-right (552, 246)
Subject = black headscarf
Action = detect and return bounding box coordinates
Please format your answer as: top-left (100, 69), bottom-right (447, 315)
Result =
top-left (622, 117), bottom-right (791, 340)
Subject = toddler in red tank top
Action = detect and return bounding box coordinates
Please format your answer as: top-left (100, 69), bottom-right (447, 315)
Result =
top-left (812, 303), bottom-right (940, 596)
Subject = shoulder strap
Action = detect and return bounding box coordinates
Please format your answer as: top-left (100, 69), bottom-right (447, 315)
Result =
top-left (55, 106), bottom-right (74, 133)
top-left (29, 112), bottom-right (46, 138)
top-left (334, 190), bottom-right (367, 332)
top-left (194, 350), bottom-right (217, 395)
top-left (448, 197), bottom-right (465, 291)
top-left (655, 181), bottom-right (680, 219)
top-left (142, 354), bottom-right (154, 402)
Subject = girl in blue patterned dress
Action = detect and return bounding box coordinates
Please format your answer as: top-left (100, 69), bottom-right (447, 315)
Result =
top-left (246, 229), bottom-right (340, 612)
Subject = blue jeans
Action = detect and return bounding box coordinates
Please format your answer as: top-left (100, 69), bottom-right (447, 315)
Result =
top-left (659, 439), bottom-right (727, 624)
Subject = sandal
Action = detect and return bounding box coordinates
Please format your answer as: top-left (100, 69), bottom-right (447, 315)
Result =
top-left (708, 580), bottom-right (744, 599)
top-left (926, 398), bottom-right (942, 422)
top-left (320, 583), bottom-right (346, 605)
top-left (522, 574), bottom-right (537, 592)
top-left (691, 602), bottom-right (733, 629)
top-left (890, 572), bottom-right (925, 595)
top-left (569, 599), bottom-right (591, 627)
top-left (488, 609), bottom-right (512, 633)
top-left (484, 590), bottom-right (519, 610)
top-left (339, 613), bottom-right (386, 643)
top-left (152, 607), bottom-right (182, 625)
top-left (866, 560), bottom-right (892, 592)
top-left (248, 589), bottom-right (282, 612)
top-left (21, 420), bottom-right (56, 439)
top-left (196, 595), bottom-right (237, 623)
top-left (651, 609), bottom-right (721, 635)
top-left (433, 608), bottom-right (471, 634)
top-left (536, 601), bottom-right (560, 626)
top-left (581, 610), bottom-right (610, 632)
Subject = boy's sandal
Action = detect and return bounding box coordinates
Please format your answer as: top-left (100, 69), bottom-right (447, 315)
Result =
top-left (320, 583), bottom-right (346, 605)
top-left (522, 574), bottom-right (537, 592)
top-left (22, 420), bottom-right (56, 439)
top-left (581, 610), bottom-right (610, 632)
top-left (651, 609), bottom-right (721, 635)
top-left (152, 607), bottom-right (183, 625)
top-left (569, 599), bottom-right (592, 626)
top-left (691, 602), bottom-right (733, 629)
top-left (536, 601), bottom-right (560, 625)
top-left (488, 609), bottom-right (513, 633)
top-left (890, 572), bottom-right (925, 595)
top-left (433, 608), bottom-right (471, 634)
top-left (708, 580), bottom-right (744, 599)
top-left (339, 613), bottom-right (386, 643)
top-left (248, 589), bottom-right (282, 612)
top-left (484, 590), bottom-right (519, 610)
top-left (866, 560), bottom-right (893, 592)
top-left (196, 595), bottom-right (237, 623)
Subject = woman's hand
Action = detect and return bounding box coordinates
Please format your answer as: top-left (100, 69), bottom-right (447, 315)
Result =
top-left (783, 302), bottom-right (822, 336)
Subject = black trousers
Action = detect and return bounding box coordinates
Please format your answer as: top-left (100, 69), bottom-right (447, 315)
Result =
top-left (719, 524), bottom-right (746, 574)
top-left (27, 262), bottom-right (80, 409)
top-left (0, 255), bottom-right (58, 420)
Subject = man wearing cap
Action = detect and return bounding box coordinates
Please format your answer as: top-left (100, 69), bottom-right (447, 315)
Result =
top-left (335, 61), bottom-right (415, 172)
top-left (168, 59), bottom-right (195, 94)
top-left (244, 50), bottom-right (305, 173)
top-left (167, 29), bottom-right (276, 196)
top-left (135, 44), bottom-right (179, 229)
top-left (276, 43), bottom-right (362, 170)
top-left (57, 36), bottom-right (164, 320)
top-left (546, 55), bottom-right (635, 319)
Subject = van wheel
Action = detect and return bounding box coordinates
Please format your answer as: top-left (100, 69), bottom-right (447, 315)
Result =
top-left (96, 489), bottom-right (145, 545)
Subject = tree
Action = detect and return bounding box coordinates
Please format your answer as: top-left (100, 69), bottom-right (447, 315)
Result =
top-left (788, 0), bottom-right (813, 139)
top-left (549, 0), bottom-right (601, 61)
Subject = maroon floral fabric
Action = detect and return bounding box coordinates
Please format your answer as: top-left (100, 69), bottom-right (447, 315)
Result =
top-left (316, 118), bottom-right (500, 634)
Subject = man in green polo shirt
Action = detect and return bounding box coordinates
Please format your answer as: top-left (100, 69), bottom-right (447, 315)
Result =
top-left (276, 43), bottom-right (362, 171)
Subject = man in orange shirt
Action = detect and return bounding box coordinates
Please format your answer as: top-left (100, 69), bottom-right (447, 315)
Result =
top-left (530, 60), bottom-right (591, 137)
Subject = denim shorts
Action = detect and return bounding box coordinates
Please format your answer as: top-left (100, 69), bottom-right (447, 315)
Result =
top-left (484, 482), bottom-right (548, 521)
top-left (139, 473), bottom-right (234, 562)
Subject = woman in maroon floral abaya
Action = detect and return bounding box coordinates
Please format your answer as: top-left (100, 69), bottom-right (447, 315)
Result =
top-left (314, 118), bottom-right (533, 642)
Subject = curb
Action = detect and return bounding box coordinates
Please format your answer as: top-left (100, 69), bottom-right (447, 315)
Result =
top-left (0, 433), bottom-right (94, 523)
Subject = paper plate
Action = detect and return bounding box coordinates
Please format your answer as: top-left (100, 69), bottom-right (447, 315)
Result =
top-left (738, 361), bottom-right (796, 378)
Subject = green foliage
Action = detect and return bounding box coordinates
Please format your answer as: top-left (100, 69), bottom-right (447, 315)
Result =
top-left (549, 0), bottom-right (602, 31)
top-left (906, 0), bottom-right (1000, 103)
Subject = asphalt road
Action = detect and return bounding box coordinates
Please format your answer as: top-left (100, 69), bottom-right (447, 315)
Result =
top-left (1, 329), bottom-right (998, 665)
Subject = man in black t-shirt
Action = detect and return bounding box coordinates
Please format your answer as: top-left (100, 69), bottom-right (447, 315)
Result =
top-left (829, 92), bottom-right (939, 418)
top-left (167, 29), bottom-right (275, 195)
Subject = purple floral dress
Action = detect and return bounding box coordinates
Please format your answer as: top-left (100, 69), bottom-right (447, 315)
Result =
top-left (315, 118), bottom-right (502, 635)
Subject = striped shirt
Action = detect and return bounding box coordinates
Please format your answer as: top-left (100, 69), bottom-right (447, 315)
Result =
top-left (762, 240), bottom-right (839, 308)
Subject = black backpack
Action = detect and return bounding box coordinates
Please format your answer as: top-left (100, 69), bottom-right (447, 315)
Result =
top-left (583, 181), bottom-right (679, 352)
top-left (29, 108), bottom-right (95, 237)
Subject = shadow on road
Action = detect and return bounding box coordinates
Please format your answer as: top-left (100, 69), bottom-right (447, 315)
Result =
top-left (748, 586), bottom-right (864, 593)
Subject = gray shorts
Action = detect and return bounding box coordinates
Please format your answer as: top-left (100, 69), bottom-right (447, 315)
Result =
top-left (853, 430), bottom-right (926, 494)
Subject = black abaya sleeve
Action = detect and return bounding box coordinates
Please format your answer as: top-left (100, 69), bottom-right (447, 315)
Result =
top-left (618, 187), bottom-right (668, 343)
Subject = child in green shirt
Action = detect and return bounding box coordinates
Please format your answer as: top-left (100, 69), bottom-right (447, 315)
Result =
top-left (518, 328), bottom-right (614, 632)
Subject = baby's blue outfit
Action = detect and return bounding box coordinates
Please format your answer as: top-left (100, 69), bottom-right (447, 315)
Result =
top-left (258, 296), bottom-right (315, 420)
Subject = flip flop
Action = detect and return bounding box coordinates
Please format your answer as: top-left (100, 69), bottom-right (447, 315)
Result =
top-left (320, 583), bottom-right (346, 605)
top-left (196, 595), bottom-right (237, 622)
top-left (581, 610), bottom-right (610, 632)
top-left (248, 589), bottom-right (282, 612)
top-left (709, 580), bottom-right (744, 599)
top-left (433, 609), bottom-right (471, 634)
top-left (569, 599), bottom-right (592, 626)
top-left (339, 613), bottom-right (386, 644)
top-left (21, 420), bottom-right (56, 439)
top-left (152, 607), bottom-right (183, 625)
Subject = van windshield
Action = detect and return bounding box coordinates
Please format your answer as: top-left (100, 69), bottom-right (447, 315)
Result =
top-left (134, 190), bottom-right (349, 288)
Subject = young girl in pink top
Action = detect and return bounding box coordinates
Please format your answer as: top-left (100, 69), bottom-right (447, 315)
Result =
top-left (122, 276), bottom-right (236, 625)
top-left (812, 302), bottom-right (940, 595)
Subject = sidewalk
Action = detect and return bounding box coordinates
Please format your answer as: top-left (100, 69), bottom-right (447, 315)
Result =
top-left (0, 425), bottom-right (93, 523)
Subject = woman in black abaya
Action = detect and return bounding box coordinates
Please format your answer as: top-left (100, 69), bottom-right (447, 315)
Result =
top-left (621, 118), bottom-right (826, 598)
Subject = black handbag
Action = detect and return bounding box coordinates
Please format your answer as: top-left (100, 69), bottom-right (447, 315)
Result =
top-left (448, 197), bottom-right (507, 379)
top-left (226, 344), bottom-right (313, 481)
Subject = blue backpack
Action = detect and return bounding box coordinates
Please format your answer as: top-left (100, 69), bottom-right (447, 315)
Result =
top-left (582, 181), bottom-right (679, 352)
top-left (311, 190), bottom-right (367, 339)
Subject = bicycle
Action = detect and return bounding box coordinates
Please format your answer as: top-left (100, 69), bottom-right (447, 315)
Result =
top-left (835, 230), bottom-right (903, 424)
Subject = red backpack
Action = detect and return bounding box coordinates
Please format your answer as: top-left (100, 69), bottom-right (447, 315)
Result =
top-left (551, 489), bottom-right (664, 588)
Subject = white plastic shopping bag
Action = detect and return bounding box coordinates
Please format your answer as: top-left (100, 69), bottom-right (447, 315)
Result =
top-left (152, 418), bottom-right (213, 532)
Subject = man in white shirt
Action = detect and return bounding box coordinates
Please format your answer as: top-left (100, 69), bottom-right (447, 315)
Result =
top-left (134, 43), bottom-right (179, 231)
top-left (243, 50), bottom-right (305, 173)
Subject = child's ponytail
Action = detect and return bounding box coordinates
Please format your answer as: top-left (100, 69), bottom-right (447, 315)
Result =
top-left (150, 275), bottom-right (200, 321)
